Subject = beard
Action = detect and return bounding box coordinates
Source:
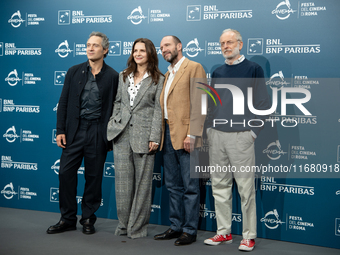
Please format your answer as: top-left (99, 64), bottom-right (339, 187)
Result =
top-left (222, 46), bottom-right (240, 60)
top-left (163, 49), bottom-right (178, 64)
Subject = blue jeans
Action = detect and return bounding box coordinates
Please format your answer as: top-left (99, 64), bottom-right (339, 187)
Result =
top-left (163, 122), bottom-right (200, 235)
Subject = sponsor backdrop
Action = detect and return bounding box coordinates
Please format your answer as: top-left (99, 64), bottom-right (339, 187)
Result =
top-left (1, 0), bottom-right (340, 249)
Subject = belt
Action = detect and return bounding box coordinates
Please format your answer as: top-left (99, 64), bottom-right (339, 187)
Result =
top-left (165, 119), bottom-right (169, 124)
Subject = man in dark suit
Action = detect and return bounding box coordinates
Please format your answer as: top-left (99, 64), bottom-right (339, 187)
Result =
top-left (154, 35), bottom-right (206, 245)
top-left (47, 32), bottom-right (119, 235)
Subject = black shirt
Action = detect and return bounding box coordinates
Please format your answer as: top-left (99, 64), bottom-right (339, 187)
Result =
top-left (80, 66), bottom-right (102, 120)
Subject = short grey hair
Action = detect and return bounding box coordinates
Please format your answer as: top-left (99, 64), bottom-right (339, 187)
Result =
top-left (221, 29), bottom-right (242, 42)
top-left (89, 31), bottom-right (109, 57)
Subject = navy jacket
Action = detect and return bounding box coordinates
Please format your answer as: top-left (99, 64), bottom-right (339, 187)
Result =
top-left (57, 61), bottom-right (119, 151)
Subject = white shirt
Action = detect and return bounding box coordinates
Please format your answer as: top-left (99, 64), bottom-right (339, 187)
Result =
top-left (163, 56), bottom-right (194, 140)
top-left (163, 56), bottom-right (186, 119)
top-left (127, 72), bottom-right (149, 106)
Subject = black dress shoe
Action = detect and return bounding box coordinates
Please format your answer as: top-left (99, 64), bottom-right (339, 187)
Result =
top-left (174, 232), bottom-right (197, 246)
top-left (46, 220), bottom-right (76, 234)
top-left (154, 228), bottom-right (182, 240)
top-left (82, 224), bottom-right (95, 234)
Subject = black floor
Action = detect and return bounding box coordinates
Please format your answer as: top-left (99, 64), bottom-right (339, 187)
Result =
top-left (0, 207), bottom-right (339, 255)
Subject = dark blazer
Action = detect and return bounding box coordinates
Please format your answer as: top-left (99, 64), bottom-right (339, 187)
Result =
top-left (57, 61), bottom-right (119, 151)
top-left (107, 72), bottom-right (164, 154)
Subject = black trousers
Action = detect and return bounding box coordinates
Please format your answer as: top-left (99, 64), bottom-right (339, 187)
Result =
top-left (58, 119), bottom-right (107, 225)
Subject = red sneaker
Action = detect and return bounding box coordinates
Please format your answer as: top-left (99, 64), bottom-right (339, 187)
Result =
top-left (239, 239), bottom-right (255, 251)
top-left (204, 234), bottom-right (233, 245)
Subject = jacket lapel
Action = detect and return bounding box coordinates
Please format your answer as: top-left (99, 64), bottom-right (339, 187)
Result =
top-left (95, 62), bottom-right (106, 93)
top-left (131, 76), bottom-right (152, 110)
top-left (166, 58), bottom-right (189, 100)
top-left (122, 77), bottom-right (131, 110)
top-left (78, 65), bottom-right (88, 95)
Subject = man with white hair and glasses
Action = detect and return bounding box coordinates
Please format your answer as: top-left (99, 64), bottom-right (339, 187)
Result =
top-left (204, 29), bottom-right (270, 251)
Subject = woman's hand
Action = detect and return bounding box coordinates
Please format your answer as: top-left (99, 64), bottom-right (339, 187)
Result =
top-left (149, 141), bottom-right (159, 152)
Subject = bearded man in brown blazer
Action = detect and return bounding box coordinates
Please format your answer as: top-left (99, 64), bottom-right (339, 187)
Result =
top-left (154, 35), bottom-right (206, 246)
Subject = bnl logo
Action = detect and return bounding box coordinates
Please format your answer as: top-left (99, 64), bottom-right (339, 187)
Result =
top-left (248, 39), bottom-right (263, 55)
top-left (336, 218), bottom-right (340, 236)
top-left (109, 41), bottom-right (121, 56)
top-left (0, 42), bottom-right (3, 56)
top-left (58, 10), bottom-right (70, 25)
top-left (52, 129), bottom-right (57, 144)
top-left (187, 5), bottom-right (201, 21)
top-left (55, 71), bottom-right (66, 85)
top-left (104, 162), bottom-right (115, 177)
top-left (50, 188), bottom-right (59, 202)
top-left (199, 83), bottom-right (311, 117)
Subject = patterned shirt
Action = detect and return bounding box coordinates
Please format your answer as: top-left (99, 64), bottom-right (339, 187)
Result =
top-left (127, 72), bottom-right (150, 106)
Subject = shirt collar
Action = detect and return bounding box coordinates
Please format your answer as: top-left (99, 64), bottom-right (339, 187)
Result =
top-left (168, 56), bottom-right (186, 74)
top-left (225, 55), bottom-right (245, 65)
top-left (127, 72), bottom-right (150, 84)
top-left (86, 60), bottom-right (105, 73)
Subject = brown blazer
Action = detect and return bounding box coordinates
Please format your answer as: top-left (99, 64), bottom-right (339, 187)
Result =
top-left (160, 58), bottom-right (206, 151)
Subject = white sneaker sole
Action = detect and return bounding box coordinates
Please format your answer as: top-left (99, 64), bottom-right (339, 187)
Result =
top-left (204, 239), bottom-right (233, 246)
top-left (238, 244), bottom-right (255, 251)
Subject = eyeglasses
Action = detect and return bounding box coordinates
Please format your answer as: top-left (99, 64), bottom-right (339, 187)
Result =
top-left (220, 40), bottom-right (240, 47)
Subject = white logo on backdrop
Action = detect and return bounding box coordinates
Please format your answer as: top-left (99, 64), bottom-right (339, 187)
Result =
top-left (187, 5), bottom-right (201, 21)
top-left (51, 159), bottom-right (60, 175)
top-left (266, 71), bottom-right (290, 90)
top-left (5, 69), bottom-right (21, 86)
top-left (8, 10), bottom-right (25, 27)
top-left (247, 38), bottom-right (263, 55)
top-left (263, 140), bottom-right (287, 160)
top-left (183, 38), bottom-right (204, 58)
top-left (54, 71), bottom-right (66, 85)
top-left (55, 40), bottom-right (73, 58)
top-left (52, 129), bottom-right (57, 143)
top-left (58, 10), bottom-right (70, 25)
top-left (50, 188), bottom-right (59, 202)
top-left (3, 126), bottom-right (20, 143)
top-left (261, 209), bottom-right (285, 229)
top-left (272, 0), bottom-right (297, 20)
top-left (104, 163), bottom-right (115, 177)
top-left (335, 218), bottom-right (340, 236)
top-left (127, 6), bottom-right (147, 25)
top-left (109, 41), bottom-right (121, 56)
top-left (1, 183), bottom-right (18, 199)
